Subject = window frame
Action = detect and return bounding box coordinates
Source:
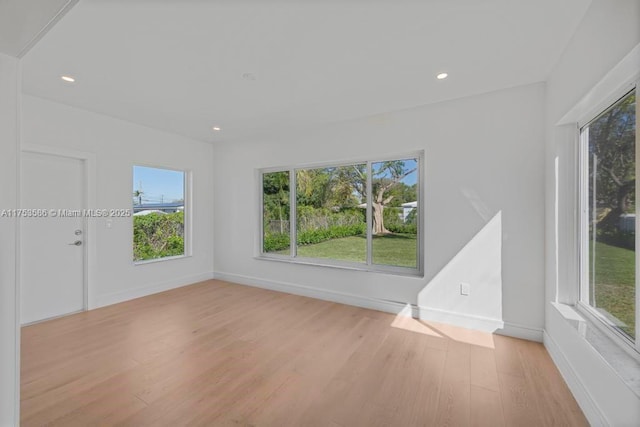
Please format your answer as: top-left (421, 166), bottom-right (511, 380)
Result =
top-left (132, 163), bottom-right (192, 265)
top-left (577, 84), bottom-right (639, 356)
top-left (258, 151), bottom-right (424, 277)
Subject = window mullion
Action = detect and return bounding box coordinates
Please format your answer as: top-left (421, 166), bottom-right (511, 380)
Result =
top-left (366, 161), bottom-right (372, 266)
top-left (579, 126), bottom-right (589, 305)
top-left (290, 169), bottom-right (297, 259)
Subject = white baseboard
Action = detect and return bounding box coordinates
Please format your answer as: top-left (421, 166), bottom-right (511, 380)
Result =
top-left (213, 271), bottom-right (411, 315)
top-left (498, 321), bottom-right (544, 342)
top-left (92, 271), bottom-right (215, 309)
top-left (214, 271), bottom-right (543, 342)
top-left (415, 305), bottom-right (504, 333)
top-left (543, 330), bottom-right (607, 426)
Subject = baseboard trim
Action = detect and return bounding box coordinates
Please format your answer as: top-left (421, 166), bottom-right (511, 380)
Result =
top-left (498, 321), bottom-right (544, 342)
top-left (213, 271), bottom-right (411, 315)
top-left (543, 330), bottom-right (607, 426)
top-left (415, 305), bottom-right (504, 333)
top-left (213, 271), bottom-right (542, 341)
top-left (93, 271), bottom-right (215, 309)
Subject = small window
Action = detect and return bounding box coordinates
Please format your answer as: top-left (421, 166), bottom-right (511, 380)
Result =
top-left (260, 153), bottom-right (423, 275)
top-left (580, 88), bottom-right (637, 349)
top-left (132, 165), bottom-right (187, 262)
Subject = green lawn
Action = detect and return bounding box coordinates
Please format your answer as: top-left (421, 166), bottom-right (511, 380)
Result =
top-left (592, 241), bottom-right (635, 339)
top-left (280, 233), bottom-right (417, 268)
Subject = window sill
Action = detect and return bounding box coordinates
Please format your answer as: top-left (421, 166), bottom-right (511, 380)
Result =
top-left (255, 254), bottom-right (424, 278)
top-left (134, 254), bottom-right (190, 266)
top-left (551, 302), bottom-right (640, 397)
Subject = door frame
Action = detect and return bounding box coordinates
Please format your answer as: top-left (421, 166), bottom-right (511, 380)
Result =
top-left (19, 144), bottom-right (97, 316)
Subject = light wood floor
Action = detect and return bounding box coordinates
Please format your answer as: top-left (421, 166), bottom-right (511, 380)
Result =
top-left (21, 279), bottom-right (587, 426)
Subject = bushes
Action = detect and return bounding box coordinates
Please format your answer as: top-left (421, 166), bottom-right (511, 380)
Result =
top-left (297, 223), bottom-right (366, 245)
top-left (264, 223), bottom-right (366, 252)
top-left (264, 206), bottom-right (366, 252)
top-left (263, 205), bottom-right (419, 252)
top-left (263, 232), bottom-right (290, 252)
top-left (598, 229), bottom-right (635, 251)
top-left (133, 212), bottom-right (184, 260)
top-left (383, 206), bottom-right (417, 234)
top-left (386, 223), bottom-right (417, 234)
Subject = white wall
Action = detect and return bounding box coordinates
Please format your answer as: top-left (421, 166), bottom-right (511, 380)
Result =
top-left (21, 95), bottom-right (215, 309)
top-left (0, 52), bottom-right (19, 427)
top-left (545, 0), bottom-right (640, 424)
top-left (214, 82), bottom-right (545, 338)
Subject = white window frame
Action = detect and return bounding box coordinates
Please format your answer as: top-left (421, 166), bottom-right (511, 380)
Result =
top-left (577, 83), bottom-right (639, 356)
top-left (258, 151), bottom-right (424, 277)
top-left (132, 163), bottom-right (192, 265)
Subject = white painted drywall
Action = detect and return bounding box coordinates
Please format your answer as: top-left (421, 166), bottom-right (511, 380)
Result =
top-left (21, 95), bottom-right (215, 309)
top-left (545, 0), bottom-right (640, 424)
top-left (214, 82), bottom-right (546, 334)
top-left (0, 52), bottom-right (19, 427)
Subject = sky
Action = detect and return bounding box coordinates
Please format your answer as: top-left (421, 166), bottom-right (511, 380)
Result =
top-left (133, 166), bottom-right (184, 204)
top-left (373, 158), bottom-right (418, 186)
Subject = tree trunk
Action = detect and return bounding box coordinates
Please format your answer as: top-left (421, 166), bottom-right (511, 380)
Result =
top-left (372, 202), bottom-right (388, 235)
top-left (598, 180), bottom-right (634, 231)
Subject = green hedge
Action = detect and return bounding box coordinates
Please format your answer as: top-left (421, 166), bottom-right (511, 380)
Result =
top-left (133, 212), bottom-right (184, 260)
top-left (297, 223), bottom-right (366, 245)
top-left (264, 223), bottom-right (366, 252)
top-left (386, 223), bottom-right (417, 234)
top-left (263, 232), bottom-right (290, 252)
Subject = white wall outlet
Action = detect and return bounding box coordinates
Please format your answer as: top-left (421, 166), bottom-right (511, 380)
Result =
top-left (460, 283), bottom-right (470, 296)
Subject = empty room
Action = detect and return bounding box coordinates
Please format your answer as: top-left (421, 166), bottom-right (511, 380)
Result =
top-left (1, 0), bottom-right (639, 426)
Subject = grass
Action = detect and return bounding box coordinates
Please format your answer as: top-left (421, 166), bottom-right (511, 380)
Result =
top-left (277, 233), bottom-right (417, 268)
top-left (592, 241), bottom-right (636, 339)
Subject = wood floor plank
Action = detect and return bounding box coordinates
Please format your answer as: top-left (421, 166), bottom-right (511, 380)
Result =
top-left (434, 339), bottom-right (471, 427)
top-left (21, 279), bottom-right (587, 426)
top-left (470, 384), bottom-right (505, 427)
top-left (470, 344), bottom-right (500, 392)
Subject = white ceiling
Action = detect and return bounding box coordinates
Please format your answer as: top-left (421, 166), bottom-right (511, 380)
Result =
top-left (0, 0), bottom-right (78, 57)
top-left (20, 0), bottom-right (593, 143)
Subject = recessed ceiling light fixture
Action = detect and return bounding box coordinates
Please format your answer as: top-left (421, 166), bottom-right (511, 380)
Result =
top-left (436, 72), bottom-right (448, 80)
top-left (61, 75), bottom-right (76, 83)
top-left (212, 126), bottom-right (221, 131)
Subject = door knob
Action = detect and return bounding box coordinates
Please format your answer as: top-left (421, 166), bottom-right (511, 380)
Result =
top-left (68, 240), bottom-right (83, 246)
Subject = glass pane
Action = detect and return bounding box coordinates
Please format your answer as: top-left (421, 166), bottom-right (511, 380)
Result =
top-left (587, 90), bottom-right (636, 341)
top-left (262, 171), bottom-right (290, 254)
top-left (132, 166), bottom-right (185, 261)
top-left (295, 164), bottom-right (367, 263)
top-left (371, 158), bottom-right (419, 268)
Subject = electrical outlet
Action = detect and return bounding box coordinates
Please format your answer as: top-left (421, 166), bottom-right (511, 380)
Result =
top-left (460, 283), bottom-right (470, 296)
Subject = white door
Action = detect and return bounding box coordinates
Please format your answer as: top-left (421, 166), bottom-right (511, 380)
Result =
top-left (21, 151), bottom-right (85, 324)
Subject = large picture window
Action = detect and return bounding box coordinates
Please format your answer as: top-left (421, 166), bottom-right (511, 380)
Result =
top-left (261, 154), bottom-right (422, 275)
top-left (133, 165), bottom-right (187, 262)
top-left (580, 88), bottom-right (638, 350)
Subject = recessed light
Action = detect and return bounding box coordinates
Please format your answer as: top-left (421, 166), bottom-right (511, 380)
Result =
top-left (241, 72), bottom-right (256, 81)
top-left (212, 126), bottom-right (221, 131)
top-left (61, 75), bottom-right (76, 83)
top-left (436, 73), bottom-right (448, 80)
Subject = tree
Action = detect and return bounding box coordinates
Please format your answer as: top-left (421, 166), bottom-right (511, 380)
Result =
top-left (591, 92), bottom-right (636, 232)
top-left (349, 161), bottom-right (417, 234)
top-left (263, 171), bottom-right (290, 234)
top-left (133, 189), bottom-right (144, 205)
